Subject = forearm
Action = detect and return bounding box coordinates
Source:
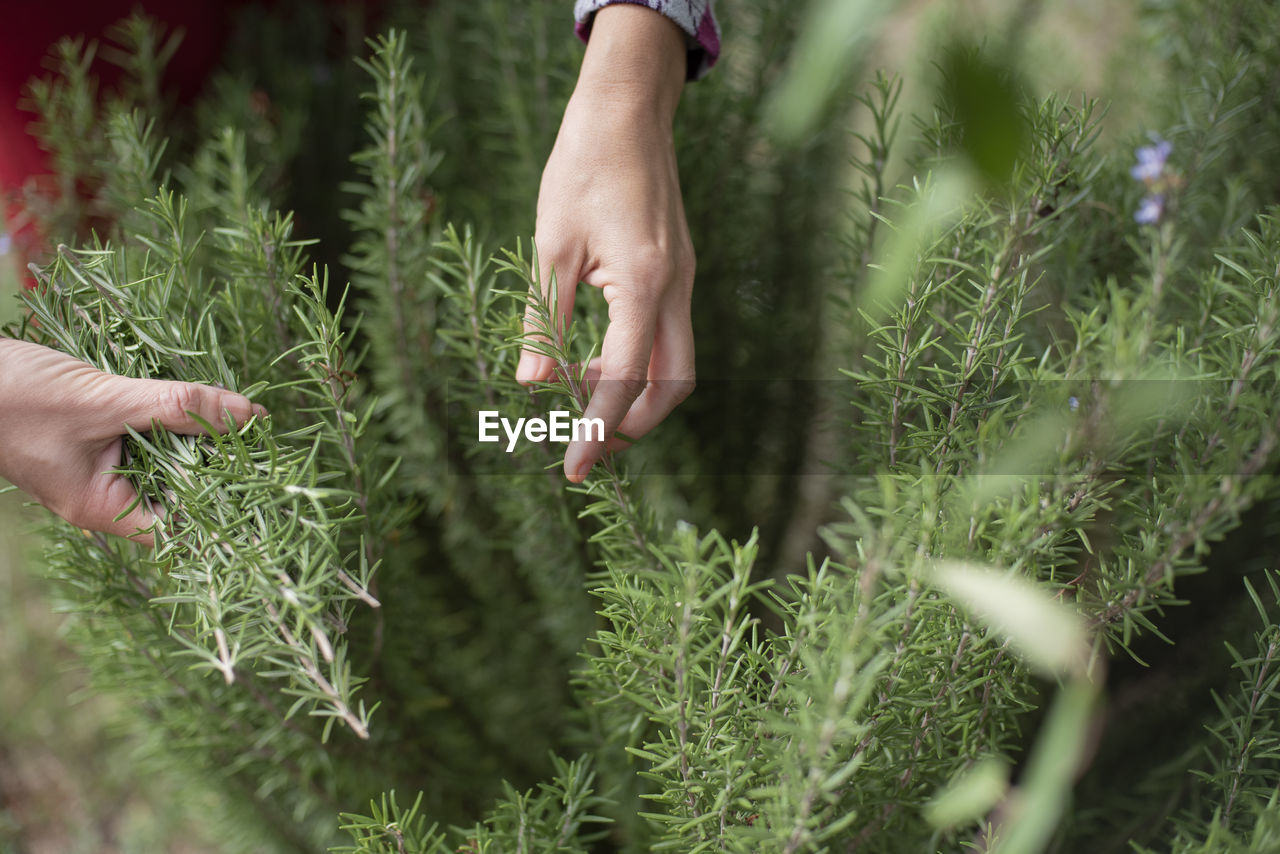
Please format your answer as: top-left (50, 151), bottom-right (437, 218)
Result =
top-left (571, 4), bottom-right (687, 129)
top-left (574, 0), bottom-right (721, 80)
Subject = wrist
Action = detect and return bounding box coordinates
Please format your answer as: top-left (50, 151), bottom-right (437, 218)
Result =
top-left (574, 4), bottom-right (686, 126)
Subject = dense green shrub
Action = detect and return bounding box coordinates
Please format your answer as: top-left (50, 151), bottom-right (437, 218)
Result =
top-left (6, 0), bottom-right (1280, 851)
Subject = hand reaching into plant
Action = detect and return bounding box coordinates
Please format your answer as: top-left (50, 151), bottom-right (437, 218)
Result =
top-left (519, 4), bottom-right (696, 483)
top-left (0, 338), bottom-right (262, 545)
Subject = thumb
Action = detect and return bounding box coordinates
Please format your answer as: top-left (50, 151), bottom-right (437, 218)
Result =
top-left (105, 376), bottom-right (264, 436)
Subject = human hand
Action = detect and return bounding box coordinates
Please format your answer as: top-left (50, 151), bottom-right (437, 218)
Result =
top-left (518, 4), bottom-right (696, 483)
top-left (0, 338), bottom-right (263, 545)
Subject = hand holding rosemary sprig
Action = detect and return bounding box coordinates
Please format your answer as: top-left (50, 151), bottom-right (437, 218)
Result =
top-left (0, 337), bottom-right (262, 544)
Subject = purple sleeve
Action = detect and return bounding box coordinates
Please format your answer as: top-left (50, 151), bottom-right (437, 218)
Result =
top-left (573, 0), bottom-right (720, 80)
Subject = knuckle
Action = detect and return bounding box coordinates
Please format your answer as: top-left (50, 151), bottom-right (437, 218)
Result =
top-left (533, 230), bottom-right (569, 265)
top-left (630, 244), bottom-right (675, 283)
top-left (622, 287), bottom-right (661, 317)
top-left (677, 248), bottom-right (696, 287)
top-left (539, 257), bottom-right (573, 290)
top-left (602, 360), bottom-right (649, 399)
top-left (608, 293), bottom-right (653, 323)
top-left (533, 217), bottom-right (562, 242)
top-left (158, 383), bottom-right (201, 424)
top-left (616, 375), bottom-right (648, 400)
top-left (533, 238), bottom-right (564, 267)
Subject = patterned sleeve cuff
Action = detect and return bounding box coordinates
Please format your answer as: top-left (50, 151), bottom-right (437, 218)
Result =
top-left (573, 0), bottom-right (720, 80)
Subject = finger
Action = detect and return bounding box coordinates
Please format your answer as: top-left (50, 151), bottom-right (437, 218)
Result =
top-left (518, 241), bottom-right (582, 385)
top-left (74, 453), bottom-right (159, 547)
top-left (581, 357), bottom-right (604, 392)
top-left (564, 292), bottom-right (656, 482)
top-left (610, 309), bottom-right (695, 452)
top-left (110, 377), bottom-right (265, 436)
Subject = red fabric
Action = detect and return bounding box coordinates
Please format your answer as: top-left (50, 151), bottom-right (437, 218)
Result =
top-left (1, 1), bottom-right (389, 287)
top-left (1, 1), bottom-right (229, 273)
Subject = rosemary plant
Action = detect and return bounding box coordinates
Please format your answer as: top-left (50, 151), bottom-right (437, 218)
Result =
top-left (6, 2), bottom-right (1280, 853)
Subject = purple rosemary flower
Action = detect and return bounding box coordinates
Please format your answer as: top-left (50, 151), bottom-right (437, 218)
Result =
top-left (1135, 194), bottom-right (1165, 225)
top-left (1131, 139), bottom-right (1172, 184)
top-left (1130, 137), bottom-right (1178, 224)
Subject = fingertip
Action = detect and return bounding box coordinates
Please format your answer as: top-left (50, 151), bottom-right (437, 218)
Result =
top-left (564, 443), bottom-right (598, 482)
top-left (217, 392), bottom-right (255, 427)
top-left (516, 350), bottom-right (535, 384)
top-left (517, 351), bottom-right (553, 385)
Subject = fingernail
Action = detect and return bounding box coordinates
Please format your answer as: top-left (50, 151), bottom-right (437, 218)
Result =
top-left (252, 404), bottom-right (268, 418)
